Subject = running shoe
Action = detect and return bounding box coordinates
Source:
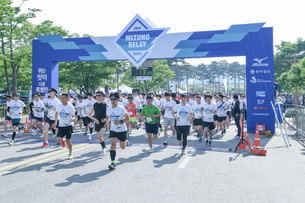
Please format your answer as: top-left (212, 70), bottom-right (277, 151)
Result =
top-left (234, 136), bottom-right (240, 139)
top-left (1, 133), bottom-right (8, 137)
top-left (198, 138), bottom-right (202, 142)
top-left (224, 129), bottom-right (226, 133)
top-left (87, 134), bottom-right (92, 141)
top-left (62, 141), bottom-right (66, 148)
top-left (126, 140), bottom-right (130, 146)
top-left (108, 163), bottom-right (116, 170)
top-left (209, 141), bottom-right (212, 146)
top-left (163, 141), bottom-right (168, 146)
top-left (221, 130), bottom-right (224, 135)
top-left (67, 154), bottom-right (74, 160)
top-left (41, 142), bottom-right (49, 148)
top-left (84, 132), bottom-right (87, 136)
top-left (160, 128), bottom-right (164, 133)
top-left (181, 149), bottom-right (186, 155)
top-left (52, 135), bottom-right (56, 139)
top-left (148, 148), bottom-right (153, 153)
top-left (205, 139), bottom-right (209, 146)
top-left (101, 148), bottom-right (107, 156)
top-left (197, 133), bottom-right (200, 138)
top-left (39, 134), bottom-right (44, 139)
top-left (8, 142), bottom-right (14, 146)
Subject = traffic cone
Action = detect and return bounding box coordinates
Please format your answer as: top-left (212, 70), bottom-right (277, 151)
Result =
top-left (253, 130), bottom-right (261, 147)
top-left (23, 118), bottom-right (30, 133)
top-left (237, 133), bottom-right (252, 151)
top-left (251, 148), bottom-right (267, 156)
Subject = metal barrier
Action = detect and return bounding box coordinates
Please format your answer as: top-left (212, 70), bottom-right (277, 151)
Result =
top-left (283, 104), bottom-right (305, 137)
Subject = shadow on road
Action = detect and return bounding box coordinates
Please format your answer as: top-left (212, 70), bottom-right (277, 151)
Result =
top-left (55, 170), bottom-right (112, 187)
top-left (153, 153), bottom-right (183, 168)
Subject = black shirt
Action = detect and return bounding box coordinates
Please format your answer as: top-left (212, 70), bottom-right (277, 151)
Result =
top-left (93, 102), bottom-right (107, 121)
top-left (233, 100), bottom-right (240, 116)
top-left (29, 101), bottom-right (34, 116)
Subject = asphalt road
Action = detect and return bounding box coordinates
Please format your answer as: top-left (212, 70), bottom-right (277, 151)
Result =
top-left (0, 123), bottom-right (304, 203)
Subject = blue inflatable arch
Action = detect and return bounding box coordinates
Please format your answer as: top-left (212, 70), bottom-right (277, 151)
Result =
top-left (32, 14), bottom-right (275, 133)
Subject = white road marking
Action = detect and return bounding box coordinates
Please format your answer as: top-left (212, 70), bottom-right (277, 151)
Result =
top-left (178, 149), bottom-right (196, 168)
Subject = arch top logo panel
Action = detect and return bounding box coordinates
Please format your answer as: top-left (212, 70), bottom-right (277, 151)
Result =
top-left (32, 14), bottom-right (275, 133)
top-left (113, 14), bottom-right (169, 68)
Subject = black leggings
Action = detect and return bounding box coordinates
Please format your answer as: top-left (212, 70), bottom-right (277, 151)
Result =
top-left (176, 126), bottom-right (190, 150)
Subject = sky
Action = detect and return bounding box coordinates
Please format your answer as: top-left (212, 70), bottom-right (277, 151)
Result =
top-left (14, 0), bottom-right (305, 65)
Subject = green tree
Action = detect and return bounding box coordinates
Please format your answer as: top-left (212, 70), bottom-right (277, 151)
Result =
top-left (0, 0), bottom-right (40, 93)
top-left (59, 61), bottom-right (119, 94)
top-left (274, 38), bottom-right (305, 78)
top-left (278, 57), bottom-right (305, 104)
top-left (121, 60), bottom-right (175, 93)
top-left (195, 63), bottom-right (207, 91)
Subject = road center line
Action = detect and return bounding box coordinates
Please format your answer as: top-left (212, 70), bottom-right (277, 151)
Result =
top-left (0, 143), bottom-right (87, 172)
top-left (0, 144), bottom-right (93, 176)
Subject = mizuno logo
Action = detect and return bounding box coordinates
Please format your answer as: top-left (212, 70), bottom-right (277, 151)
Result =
top-left (253, 57), bottom-right (268, 64)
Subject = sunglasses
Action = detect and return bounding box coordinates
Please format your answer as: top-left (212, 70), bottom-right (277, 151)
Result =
top-left (110, 98), bottom-right (117, 101)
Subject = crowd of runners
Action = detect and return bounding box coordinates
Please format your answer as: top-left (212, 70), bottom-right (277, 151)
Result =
top-left (1, 88), bottom-right (247, 170)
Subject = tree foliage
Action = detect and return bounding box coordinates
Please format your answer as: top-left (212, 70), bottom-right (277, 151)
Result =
top-left (59, 61), bottom-right (119, 94)
top-left (121, 60), bottom-right (175, 93)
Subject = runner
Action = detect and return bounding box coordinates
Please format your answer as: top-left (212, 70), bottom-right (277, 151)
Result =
top-left (83, 92), bottom-right (96, 141)
top-left (192, 95), bottom-right (204, 141)
top-left (1, 95), bottom-right (12, 137)
top-left (88, 91), bottom-right (108, 156)
top-left (53, 93), bottom-right (76, 160)
top-left (125, 96), bottom-right (137, 136)
top-left (31, 93), bottom-right (45, 137)
top-left (202, 95), bottom-right (217, 146)
top-left (160, 92), bottom-right (176, 145)
top-left (41, 88), bottom-right (60, 148)
top-left (75, 95), bottom-right (84, 129)
top-left (216, 94), bottom-right (229, 135)
top-left (225, 95), bottom-right (234, 127)
top-left (106, 92), bottom-right (130, 170)
top-left (140, 95), bottom-right (161, 152)
top-left (173, 94), bottom-right (193, 154)
top-left (7, 93), bottom-right (26, 146)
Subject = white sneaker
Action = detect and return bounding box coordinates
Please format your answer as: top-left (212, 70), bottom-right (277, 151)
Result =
top-left (67, 154), bottom-right (74, 160)
top-left (40, 134), bottom-right (44, 139)
top-left (234, 136), bottom-right (240, 139)
top-left (101, 148), bottom-right (107, 156)
top-left (148, 148), bottom-right (153, 153)
top-left (87, 134), bottom-right (92, 141)
top-left (1, 133), bottom-right (8, 137)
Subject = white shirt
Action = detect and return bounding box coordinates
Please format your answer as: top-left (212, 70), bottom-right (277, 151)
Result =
top-left (216, 101), bottom-right (229, 117)
top-left (240, 99), bottom-right (247, 110)
top-left (47, 97), bottom-right (60, 120)
top-left (152, 99), bottom-right (160, 108)
top-left (174, 104), bottom-right (192, 126)
top-left (33, 100), bottom-right (45, 118)
top-left (56, 103), bottom-right (75, 127)
top-left (202, 103), bottom-right (217, 122)
top-left (226, 99), bottom-right (234, 112)
top-left (83, 99), bottom-right (96, 117)
top-left (192, 102), bottom-right (204, 119)
top-left (161, 100), bottom-right (176, 118)
top-left (8, 100), bottom-right (26, 119)
top-left (186, 100), bottom-right (194, 107)
top-left (107, 105), bottom-right (128, 132)
top-left (76, 101), bottom-right (83, 116)
top-left (6, 100), bottom-right (11, 117)
top-left (140, 98), bottom-right (146, 108)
